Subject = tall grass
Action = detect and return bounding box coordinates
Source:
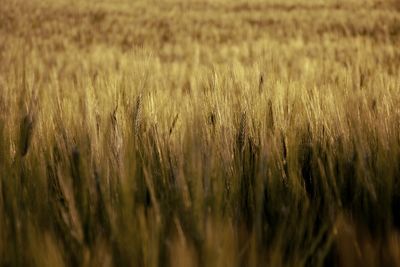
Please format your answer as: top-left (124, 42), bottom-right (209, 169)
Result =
top-left (0, 0), bottom-right (400, 266)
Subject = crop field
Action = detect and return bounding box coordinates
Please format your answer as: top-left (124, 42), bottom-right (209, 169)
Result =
top-left (0, 0), bottom-right (400, 266)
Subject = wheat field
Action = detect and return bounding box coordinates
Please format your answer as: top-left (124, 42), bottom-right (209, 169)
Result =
top-left (0, 0), bottom-right (400, 266)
